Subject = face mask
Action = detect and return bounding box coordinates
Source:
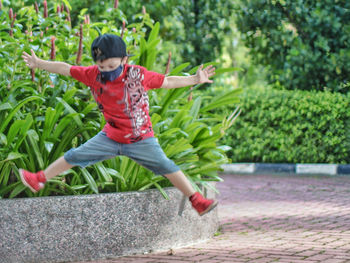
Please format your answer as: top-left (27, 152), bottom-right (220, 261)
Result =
top-left (100, 64), bottom-right (123, 82)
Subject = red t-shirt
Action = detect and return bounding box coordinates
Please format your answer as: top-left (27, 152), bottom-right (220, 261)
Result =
top-left (70, 64), bottom-right (165, 143)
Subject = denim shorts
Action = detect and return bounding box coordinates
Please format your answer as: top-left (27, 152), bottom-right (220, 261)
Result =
top-left (64, 132), bottom-right (180, 175)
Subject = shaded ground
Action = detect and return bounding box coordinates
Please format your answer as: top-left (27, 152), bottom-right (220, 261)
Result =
top-left (77, 174), bottom-right (350, 263)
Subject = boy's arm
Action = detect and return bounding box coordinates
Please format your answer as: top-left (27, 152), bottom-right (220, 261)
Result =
top-left (22, 49), bottom-right (72, 76)
top-left (161, 64), bottom-right (215, 89)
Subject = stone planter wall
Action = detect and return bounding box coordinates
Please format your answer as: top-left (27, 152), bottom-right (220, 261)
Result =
top-left (0, 187), bottom-right (218, 263)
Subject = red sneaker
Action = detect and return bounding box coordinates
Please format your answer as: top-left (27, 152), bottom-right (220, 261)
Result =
top-left (189, 192), bottom-right (218, 216)
top-left (19, 169), bottom-right (46, 193)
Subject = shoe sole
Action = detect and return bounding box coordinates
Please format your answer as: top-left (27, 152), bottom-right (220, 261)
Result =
top-left (199, 200), bottom-right (218, 216)
top-left (19, 169), bottom-right (38, 193)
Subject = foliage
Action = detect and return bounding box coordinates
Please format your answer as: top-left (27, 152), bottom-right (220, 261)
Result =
top-left (236, 0), bottom-right (350, 93)
top-left (65, 0), bottom-right (235, 67)
top-left (223, 86), bottom-right (350, 164)
top-left (0, 2), bottom-right (241, 198)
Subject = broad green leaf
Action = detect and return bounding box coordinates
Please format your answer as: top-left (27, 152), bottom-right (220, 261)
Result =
top-left (7, 119), bottom-right (24, 146)
top-left (27, 129), bottom-right (44, 169)
top-left (0, 96), bottom-right (42, 134)
top-left (9, 183), bottom-right (26, 198)
top-left (200, 88), bottom-right (242, 113)
top-left (80, 168), bottom-right (99, 194)
top-left (94, 163), bottom-right (113, 182)
top-left (169, 63), bottom-right (191, 76)
top-left (148, 22), bottom-right (160, 44)
top-left (0, 103), bottom-right (12, 111)
top-left (62, 0), bottom-right (72, 10)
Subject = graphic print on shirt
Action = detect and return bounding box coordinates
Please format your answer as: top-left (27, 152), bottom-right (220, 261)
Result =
top-left (122, 66), bottom-right (151, 140)
top-left (91, 78), bottom-right (105, 113)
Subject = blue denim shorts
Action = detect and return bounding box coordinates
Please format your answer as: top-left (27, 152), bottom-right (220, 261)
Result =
top-left (64, 132), bottom-right (180, 175)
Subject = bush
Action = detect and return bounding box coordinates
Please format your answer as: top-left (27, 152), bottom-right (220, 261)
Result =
top-left (0, 2), bottom-right (240, 198)
top-left (223, 87), bottom-right (350, 163)
top-left (236, 0), bottom-right (350, 92)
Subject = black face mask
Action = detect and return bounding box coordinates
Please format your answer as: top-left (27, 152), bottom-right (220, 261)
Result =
top-left (100, 64), bottom-right (123, 82)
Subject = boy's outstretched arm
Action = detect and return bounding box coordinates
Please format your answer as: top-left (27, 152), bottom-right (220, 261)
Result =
top-left (161, 64), bottom-right (215, 89)
top-left (22, 49), bottom-right (72, 76)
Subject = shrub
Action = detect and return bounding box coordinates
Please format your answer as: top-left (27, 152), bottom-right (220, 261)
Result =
top-left (236, 0), bottom-right (350, 92)
top-left (223, 87), bottom-right (350, 163)
top-left (0, 2), bottom-right (241, 198)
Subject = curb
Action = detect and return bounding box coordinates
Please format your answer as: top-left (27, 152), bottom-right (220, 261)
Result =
top-left (0, 187), bottom-right (217, 263)
top-left (221, 163), bottom-right (350, 176)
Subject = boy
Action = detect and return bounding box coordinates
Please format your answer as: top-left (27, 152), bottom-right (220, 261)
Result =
top-left (20, 34), bottom-right (217, 216)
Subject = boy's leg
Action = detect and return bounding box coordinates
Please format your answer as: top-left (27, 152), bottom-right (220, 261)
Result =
top-left (20, 156), bottom-right (73, 193)
top-left (20, 131), bottom-right (119, 193)
top-left (123, 137), bottom-right (217, 216)
top-left (164, 170), bottom-right (195, 197)
top-left (164, 170), bottom-right (217, 216)
top-left (44, 156), bottom-right (74, 180)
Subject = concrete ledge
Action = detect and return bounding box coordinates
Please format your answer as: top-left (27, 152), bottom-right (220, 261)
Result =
top-left (221, 163), bottom-right (255, 173)
top-left (222, 163), bottom-right (350, 175)
top-left (0, 187), bottom-right (218, 263)
top-left (296, 164), bottom-right (337, 175)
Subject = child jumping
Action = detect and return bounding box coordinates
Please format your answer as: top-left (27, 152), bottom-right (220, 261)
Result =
top-left (20, 34), bottom-right (217, 216)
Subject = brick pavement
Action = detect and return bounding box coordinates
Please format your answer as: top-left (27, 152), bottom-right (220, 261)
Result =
top-left (76, 174), bottom-right (350, 263)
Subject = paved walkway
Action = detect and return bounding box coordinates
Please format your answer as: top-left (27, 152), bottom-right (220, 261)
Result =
top-left (78, 174), bottom-right (350, 263)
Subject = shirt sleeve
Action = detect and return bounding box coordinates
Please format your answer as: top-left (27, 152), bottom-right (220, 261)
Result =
top-left (70, 65), bottom-right (98, 87)
top-left (142, 67), bottom-right (165, 91)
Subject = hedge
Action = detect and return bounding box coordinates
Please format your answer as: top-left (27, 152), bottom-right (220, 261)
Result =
top-left (223, 87), bottom-right (350, 164)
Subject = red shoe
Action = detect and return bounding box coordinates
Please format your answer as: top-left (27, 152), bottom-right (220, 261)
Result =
top-left (19, 169), bottom-right (46, 193)
top-left (189, 192), bottom-right (218, 216)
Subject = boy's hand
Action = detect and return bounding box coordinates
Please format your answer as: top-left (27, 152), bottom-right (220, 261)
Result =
top-left (196, 65), bottom-right (216, 84)
top-left (22, 49), bottom-right (38, 69)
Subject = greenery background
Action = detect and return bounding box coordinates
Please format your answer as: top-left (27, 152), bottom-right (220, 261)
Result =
top-left (1, 0), bottom-right (350, 198)
top-left (0, 0), bottom-right (240, 198)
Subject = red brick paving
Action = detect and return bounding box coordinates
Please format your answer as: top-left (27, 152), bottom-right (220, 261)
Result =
top-left (77, 174), bottom-right (350, 263)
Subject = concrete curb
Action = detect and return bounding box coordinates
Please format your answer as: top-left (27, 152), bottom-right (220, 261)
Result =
top-left (0, 187), bottom-right (218, 263)
top-left (221, 163), bottom-right (350, 175)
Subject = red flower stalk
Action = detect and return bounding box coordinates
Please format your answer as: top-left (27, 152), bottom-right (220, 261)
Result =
top-left (165, 52), bottom-right (172, 74)
top-left (188, 87), bottom-right (193, 102)
top-left (29, 30), bottom-right (33, 42)
top-left (61, 4), bottom-right (64, 13)
top-left (57, 5), bottom-right (60, 14)
top-left (34, 2), bottom-right (39, 14)
top-left (50, 36), bottom-right (56, 60)
top-left (142, 6), bottom-right (146, 15)
top-left (12, 13), bottom-right (16, 24)
top-left (40, 31), bottom-right (44, 38)
top-left (76, 24), bottom-right (83, 64)
top-left (0, 0), bottom-right (2, 11)
top-left (26, 30), bottom-right (33, 42)
top-left (84, 15), bottom-right (90, 24)
top-left (65, 5), bottom-right (71, 23)
top-left (9, 8), bottom-right (13, 20)
top-left (121, 20), bottom-right (126, 38)
top-left (9, 13), bottom-right (16, 37)
top-left (114, 0), bottom-right (119, 9)
top-left (31, 69), bottom-right (35, 82)
top-left (43, 0), bottom-right (48, 18)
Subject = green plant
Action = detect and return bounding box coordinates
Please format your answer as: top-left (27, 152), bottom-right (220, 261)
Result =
top-left (223, 86), bottom-right (350, 163)
top-left (0, 2), bottom-right (240, 198)
top-left (236, 0), bottom-right (350, 92)
top-left (61, 0), bottom-right (236, 67)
